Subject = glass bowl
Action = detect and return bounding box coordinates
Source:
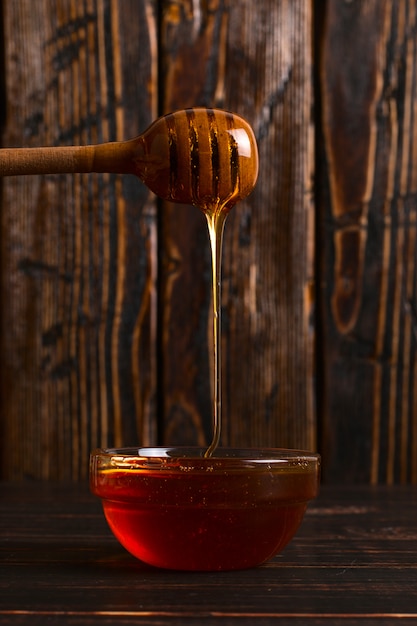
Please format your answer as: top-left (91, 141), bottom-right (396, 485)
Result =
top-left (90, 447), bottom-right (320, 571)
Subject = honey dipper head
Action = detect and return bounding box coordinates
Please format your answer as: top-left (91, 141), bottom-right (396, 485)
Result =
top-left (133, 108), bottom-right (259, 211)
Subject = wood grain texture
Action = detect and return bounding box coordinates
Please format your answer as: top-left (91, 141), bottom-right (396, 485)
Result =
top-left (3, 0), bottom-right (417, 484)
top-left (1, 482), bottom-right (417, 623)
top-left (0, 0), bottom-right (158, 479)
top-left (319, 0), bottom-right (417, 483)
top-left (159, 0), bottom-right (316, 451)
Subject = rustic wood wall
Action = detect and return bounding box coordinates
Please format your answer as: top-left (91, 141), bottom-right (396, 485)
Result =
top-left (319, 0), bottom-right (417, 484)
top-left (1, 0), bottom-right (416, 484)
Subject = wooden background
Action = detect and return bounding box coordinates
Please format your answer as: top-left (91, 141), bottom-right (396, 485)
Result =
top-left (1, 0), bottom-right (416, 484)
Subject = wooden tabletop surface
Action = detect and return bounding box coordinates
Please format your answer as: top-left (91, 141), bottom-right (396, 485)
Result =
top-left (1, 481), bottom-right (416, 625)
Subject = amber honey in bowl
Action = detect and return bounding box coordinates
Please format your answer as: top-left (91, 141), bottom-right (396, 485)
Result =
top-left (90, 447), bottom-right (320, 571)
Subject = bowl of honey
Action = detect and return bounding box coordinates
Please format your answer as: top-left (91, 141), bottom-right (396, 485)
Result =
top-left (90, 446), bottom-right (320, 571)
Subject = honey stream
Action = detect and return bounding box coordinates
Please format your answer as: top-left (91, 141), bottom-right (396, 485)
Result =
top-left (132, 107), bottom-right (259, 458)
top-left (203, 209), bottom-right (227, 458)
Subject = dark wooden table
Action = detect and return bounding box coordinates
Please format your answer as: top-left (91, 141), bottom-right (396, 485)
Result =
top-left (1, 482), bottom-right (416, 625)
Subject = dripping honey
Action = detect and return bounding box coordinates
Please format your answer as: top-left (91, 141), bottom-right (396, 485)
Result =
top-left (90, 108), bottom-right (320, 571)
top-left (134, 107), bottom-right (259, 455)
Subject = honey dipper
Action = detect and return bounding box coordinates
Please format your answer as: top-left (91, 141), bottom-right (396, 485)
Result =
top-left (0, 108), bottom-right (259, 211)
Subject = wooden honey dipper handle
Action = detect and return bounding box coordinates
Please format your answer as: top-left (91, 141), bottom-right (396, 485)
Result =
top-left (0, 141), bottom-right (138, 177)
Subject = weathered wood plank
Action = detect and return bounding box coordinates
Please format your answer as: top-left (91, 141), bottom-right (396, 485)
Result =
top-left (1, 483), bottom-right (417, 621)
top-left (0, 0), bottom-right (158, 479)
top-left (319, 0), bottom-right (417, 483)
top-left (159, 0), bottom-right (316, 451)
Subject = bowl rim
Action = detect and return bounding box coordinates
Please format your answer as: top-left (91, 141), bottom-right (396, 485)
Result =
top-left (92, 445), bottom-right (320, 457)
top-left (90, 446), bottom-right (321, 472)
